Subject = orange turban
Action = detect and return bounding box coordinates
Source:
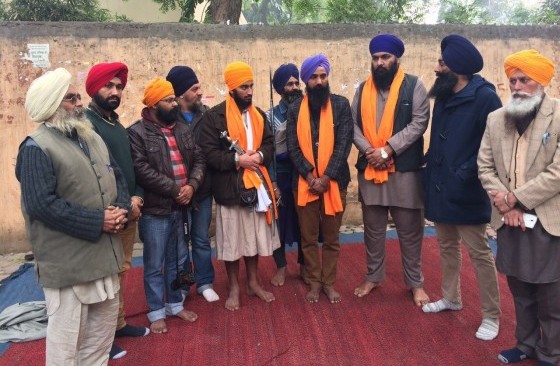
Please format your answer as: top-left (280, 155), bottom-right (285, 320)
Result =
top-left (504, 49), bottom-right (555, 87)
top-left (224, 61), bottom-right (253, 91)
top-left (142, 78), bottom-right (175, 107)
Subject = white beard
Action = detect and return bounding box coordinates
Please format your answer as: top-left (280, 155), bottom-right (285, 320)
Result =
top-left (505, 89), bottom-right (544, 118)
top-left (48, 107), bottom-right (95, 142)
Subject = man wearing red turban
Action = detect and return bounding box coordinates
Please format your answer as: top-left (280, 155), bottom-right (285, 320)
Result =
top-left (478, 50), bottom-right (560, 366)
top-left (85, 62), bottom-right (149, 360)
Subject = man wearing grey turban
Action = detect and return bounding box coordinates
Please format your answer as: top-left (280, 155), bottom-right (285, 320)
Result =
top-left (16, 68), bottom-right (131, 365)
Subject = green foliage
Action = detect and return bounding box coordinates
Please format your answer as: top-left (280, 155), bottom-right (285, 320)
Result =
top-left (151, 0), bottom-right (206, 22)
top-left (439, 0), bottom-right (490, 24)
top-left (326, 0), bottom-right (426, 23)
top-left (531, 0), bottom-right (560, 24)
top-left (6, 0), bottom-right (116, 21)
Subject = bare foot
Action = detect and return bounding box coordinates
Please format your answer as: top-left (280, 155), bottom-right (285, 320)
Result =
top-left (225, 286), bottom-right (240, 311)
top-left (270, 266), bottom-right (286, 287)
top-left (412, 287), bottom-right (430, 307)
top-left (175, 309), bottom-right (198, 322)
top-left (247, 282), bottom-right (275, 302)
top-left (354, 281), bottom-right (380, 298)
top-left (150, 319), bottom-right (167, 334)
top-left (305, 283), bottom-right (321, 303)
top-left (323, 285), bottom-right (342, 303)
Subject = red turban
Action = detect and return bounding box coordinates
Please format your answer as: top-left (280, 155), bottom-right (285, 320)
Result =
top-left (86, 62), bottom-right (128, 97)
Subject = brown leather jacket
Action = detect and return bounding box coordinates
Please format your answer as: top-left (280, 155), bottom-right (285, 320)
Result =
top-left (128, 111), bottom-right (205, 215)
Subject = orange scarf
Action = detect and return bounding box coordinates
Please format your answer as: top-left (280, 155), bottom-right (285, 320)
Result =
top-left (225, 95), bottom-right (277, 223)
top-left (296, 95), bottom-right (343, 216)
top-left (360, 66), bottom-right (405, 183)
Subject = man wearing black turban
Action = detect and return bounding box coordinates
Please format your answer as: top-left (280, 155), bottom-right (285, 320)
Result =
top-left (423, 34), bottom-right (502, 341)
top-left (267, 63), bottom-right (304, 287)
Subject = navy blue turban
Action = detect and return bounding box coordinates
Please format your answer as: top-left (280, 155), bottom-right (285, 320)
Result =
top-left (272, 63), bottom-right (299, 94)
top-left (369, 34), bottom-right (405, 58)
top-left (166, 66), bottom-right (199, 97)
top-left (300, 54), bottom-right (330, 84)
top-left (441, 34), bottom-right (483, 75)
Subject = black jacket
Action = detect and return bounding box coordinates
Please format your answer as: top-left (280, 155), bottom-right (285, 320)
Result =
top-left (127, 111), bottom-right (205, 215)
top-left (286, 94), bottom-right (354, 190)
top-left (198, 101), bottom-right (274, 206)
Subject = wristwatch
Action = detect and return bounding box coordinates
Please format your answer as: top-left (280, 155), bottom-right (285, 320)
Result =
top-left (380, 147), bottom-right (389, 160)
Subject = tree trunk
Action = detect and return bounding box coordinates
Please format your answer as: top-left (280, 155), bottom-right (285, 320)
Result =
top-left (209, 0), bottom-right (242, 24)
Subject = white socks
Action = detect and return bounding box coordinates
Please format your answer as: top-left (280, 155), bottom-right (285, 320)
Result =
top-left (202, 288), bottom-right (220, 302)
top-left (422, 298), bottom-right (463, 313)
top-left (476, 318), bottom-right (499, 341)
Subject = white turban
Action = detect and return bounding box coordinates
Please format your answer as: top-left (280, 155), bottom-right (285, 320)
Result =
top-left (25, 68), bottom-right (72, 122)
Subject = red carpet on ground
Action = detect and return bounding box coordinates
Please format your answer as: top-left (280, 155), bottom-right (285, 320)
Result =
top-left (1, 238), bottom-right (532, 366)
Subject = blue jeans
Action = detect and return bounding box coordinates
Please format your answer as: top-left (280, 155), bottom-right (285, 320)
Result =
top-left (139, 210), bottom-right (187, 322)
top-left (185, 195), bottom-right (215, 293)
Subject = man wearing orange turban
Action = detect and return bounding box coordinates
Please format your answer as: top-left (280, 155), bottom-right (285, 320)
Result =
top-left (127, 78), bottom-right (205, 333)
top-left (85, 62), bottom-right (149, 360)
top-left (199, 61), bottom-right (280, 311)
top-left (478, 50), bottom-right (560, 366)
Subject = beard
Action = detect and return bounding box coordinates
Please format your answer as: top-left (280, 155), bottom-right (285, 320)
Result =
top-left (505, 89), bottom-right (544, 133)
top-left (282, 89), bottom-right (303, 105)
top-left (93, 93), bottom-right (121, 112)
top-left (231, 90), bottom-right (252, 110)
top-left (372, 62), bottom-right (398, 90)
top-left (306, 84), bottom-right (330, 116)
top-left (428, 71), bottom-right (459, 100)
top-left (156, 105), bottom-right (179, 125)
top-left (49, 106), bottom-right (94, 142)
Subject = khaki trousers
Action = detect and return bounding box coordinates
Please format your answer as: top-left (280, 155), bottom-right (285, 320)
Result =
top-left (435, 223), bottom-right (501, 319)
top-left (116, 221), bottom-right (137, 330)
top-left (45, 287), bottom-right (118, 365)
top-left (295, 190), bottom-right (346, 287)
top-left (362, 204), bottom-right (424, 287)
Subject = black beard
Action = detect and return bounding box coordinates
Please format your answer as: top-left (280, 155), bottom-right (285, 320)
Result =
top-left (505, 108), bottom-right (538, 135)
top-left (93, 93), bottom-right (121, 112)
top-left (372, 62), bottom-right (398, 90)
top-left (156, 105), bottom-right (179, 125)
top-left (428, 72), bottom-right (459, 100)
top-left (306, 84), bottom-right (330, 117)
top-left (282, 89), bottom-right (303, 105)
top-left (232, 91), bottom-right (252, 110)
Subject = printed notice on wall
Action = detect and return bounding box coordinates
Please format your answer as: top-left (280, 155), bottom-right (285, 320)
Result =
top-left (25, 44), bottom-right (50, 68)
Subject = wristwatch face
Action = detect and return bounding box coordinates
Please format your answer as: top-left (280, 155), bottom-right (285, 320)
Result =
top-left (380, 148), bottom-right (388, 159)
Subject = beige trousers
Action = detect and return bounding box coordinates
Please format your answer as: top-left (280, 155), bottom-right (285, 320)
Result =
top-left (435, 223), bottom-right (501, 319)
top-left (44, 286), bottom-right (119, 365)
top-left (116, 221), bottom-right (137, 330)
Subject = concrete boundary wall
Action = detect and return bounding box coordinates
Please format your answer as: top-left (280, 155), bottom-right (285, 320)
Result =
top-left (1, 22), bottom-right (559, 253)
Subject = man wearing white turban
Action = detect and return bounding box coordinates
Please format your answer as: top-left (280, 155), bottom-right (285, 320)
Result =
top-left (15, 68), bottom-right (131, 365)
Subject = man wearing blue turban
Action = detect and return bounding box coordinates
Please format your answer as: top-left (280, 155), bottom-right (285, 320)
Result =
top-left (267, 63), bottom-right (305, 287)
top-left (423, 34), bottom-right (502, 342)
top-left (286, 53), bottom-right (353, 304)
top-left (352, 34), bottom-right (431, 308)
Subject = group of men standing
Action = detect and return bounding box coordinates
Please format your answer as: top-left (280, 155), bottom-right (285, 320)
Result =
top-left (16, 32), bottom-right (559, 365)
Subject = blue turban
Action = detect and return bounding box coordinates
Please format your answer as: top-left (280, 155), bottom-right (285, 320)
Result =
top-left (300, 54), bottom-right (330, 84)
top-left (166, 66), bottom-right (199, 97)
top-left (441, 34), bottom-right (483, 75)
top-left (272, 63), bottom-right (299, 94)
top-left (369, 34), bottom-right (405, 58)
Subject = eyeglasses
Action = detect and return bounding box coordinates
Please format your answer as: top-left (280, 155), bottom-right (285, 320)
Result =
top-left (160, 97), bottom-right (176, 104)
top-left (62, 93), bottom-right (82, 104)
